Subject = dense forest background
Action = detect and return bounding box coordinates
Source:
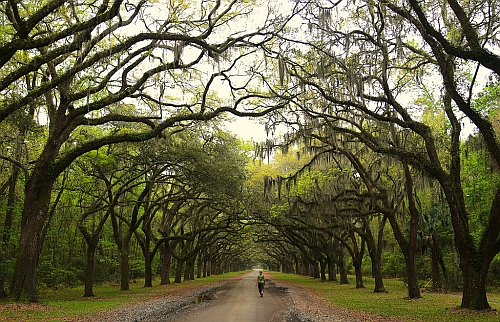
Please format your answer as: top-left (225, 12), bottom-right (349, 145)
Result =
top-left (1, 0), bottom-right (500, 311)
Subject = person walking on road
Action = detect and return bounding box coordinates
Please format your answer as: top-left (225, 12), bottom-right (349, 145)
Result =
top-left (256, 270), bottom-right (265, 297)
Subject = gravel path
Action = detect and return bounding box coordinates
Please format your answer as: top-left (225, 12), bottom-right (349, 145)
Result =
top-left (274, 279), bottom-right (403, 322)
top-left (78, 273), bottom-right (403, 322)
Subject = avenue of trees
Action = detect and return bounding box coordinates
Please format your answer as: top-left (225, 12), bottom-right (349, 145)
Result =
top-left (0, 0), bottom-right (292, 302)
top-left (1, 0), bottom-right (500, 312)
top-left (253, 0), bottom-right (500, 311)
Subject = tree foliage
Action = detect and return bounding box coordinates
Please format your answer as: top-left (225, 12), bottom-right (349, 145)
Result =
top-left (2, 0), bottom-right (500, 312)
top-left (0, 0), bottom-right (293, 302)
top-left (255, 0), bottom-right (500, 310)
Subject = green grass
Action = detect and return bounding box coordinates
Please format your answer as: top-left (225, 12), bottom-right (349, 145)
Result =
top-left (269, 272), bottom-right (500, 322)
top-left (4, 272), bottom-right (499, 321)
top-left (0, 271), bottom-right (248, 322)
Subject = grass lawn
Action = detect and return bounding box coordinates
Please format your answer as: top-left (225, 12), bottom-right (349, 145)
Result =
top-left (3, 271), bottom-right (499, 321)
top-left (0, 271), bottom-right (247, 322)
top-left (270, 272), bottom-right (500, 322)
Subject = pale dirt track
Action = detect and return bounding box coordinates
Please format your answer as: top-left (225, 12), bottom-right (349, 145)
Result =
top-left (162, 270), bottom-right (284, 322)
top-left (78, 270), bottom-right (403, 322)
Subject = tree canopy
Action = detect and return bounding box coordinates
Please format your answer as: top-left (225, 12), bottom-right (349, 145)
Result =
top-left (2, 0), bottom-right (500, 312)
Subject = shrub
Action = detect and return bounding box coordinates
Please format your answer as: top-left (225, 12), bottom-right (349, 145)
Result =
top-left (38, 260), bottom-right (82, 289)
top-left (382, 251), bottom-right (406, 278)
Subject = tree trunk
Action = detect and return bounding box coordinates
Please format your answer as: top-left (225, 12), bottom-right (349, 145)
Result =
top-left (190, 257), bottom-right (196, 280)
top-left (429, 235), bottom-right (442, 291)
top-left (3, 103), bottom-right (35, 300)
top-left (213, 255), bottom-right (219, 274)
top-left (327, 255), bottom-right (336, 281)
top-left (143, 222), bottom-right (153, 288)
top-left (300, 257), bottom-right (309, 276)
top-left (334, 239), bottom-right (349, 284)
top-left (9, 174), bottom-right (54, 302)
top-left (120, 245), bottom-right (130, 291)
top-left (1, 167), bottom-right (19, 299)
top-left (294, 256), bottom-right (300, 275)
top-left (443, 184), bottom-right (499, 309)
top-left (373, 216), bottom-right (387, 293)
top-left (372, 255), bottom-right (385, 293)
top-left (203, 258), bottom-right (209, 277)
top-left (450, 235), bottom-right (459, 289)
top-left (339, 256), bottom-right (349, 285)
top-left (84, 243), bottom-right (96, 297)
top-left (353, 258), bottom-right (364, 289)
top-left (388, 162), bottom-right (421, 299)
top-left (461, 264), bottom-right (490, 309)
top-left (144, 250), bottom-right (153, 288)
top-left (312, 261), bottom-right (320, 278)
top-left (160, 243), bottom-right (171, 285)
top-left (184, 258), bottom-right (195, 281)
top-left (197, 253), bottom-right (203, 278)
top-left (404, 251), bottom-right (420, 299)
top-left (207, 257), bottom-right (213, 276)
top-left (9, 218), bottom-right (44, 302)
top-left (346, 231), bottom-right (365, 289)
top-left (320, 260), bottom-right (327, 281)
top-left (360, 216), bottom-right (386, 292)
top-left (387, 208), bottom-right (421, 299)
top-left (174, 259), bottom-right (184, 283)
top-left (404, 164), bottom-right (421, 299)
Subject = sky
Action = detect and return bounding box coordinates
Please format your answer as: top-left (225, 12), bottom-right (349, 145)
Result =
top-left (225, 117), bottom-right (270, 142)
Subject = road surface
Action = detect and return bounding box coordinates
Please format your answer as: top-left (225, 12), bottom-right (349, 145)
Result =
top-left (165, 270), bottom-right (285, 322)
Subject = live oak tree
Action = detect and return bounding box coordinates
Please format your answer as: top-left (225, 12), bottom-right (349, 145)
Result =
top-left (0, 0), bottom-right (295, 301)
top-left (74, 150), bottom-right (116, 297)
top-left (73, 125), bottom-right (249, 292)
top-left (0, 80), bottom-right (42, 298)
top-left (258, 145), bottom-right (391, 292)
top-left (269, 0), bottom-right (500, 310)
top-left (151, 128), bottom-right (247, 278)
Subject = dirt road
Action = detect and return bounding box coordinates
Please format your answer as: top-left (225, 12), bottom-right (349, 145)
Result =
top-left (85, 271), bottom-right (403, 322)
top-left (164, 270), bottom-right (285, 322)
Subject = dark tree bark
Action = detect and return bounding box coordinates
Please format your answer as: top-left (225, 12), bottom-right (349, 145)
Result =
top-left (197, 253), bottom-right (203, 279)
top-left (312, 260), bottom-right (320, 279)
top-left (83, 243), bottom-right (97, 297)
top-left (10, 187), bottom-right (52, 302)
top-left (119, 244), bottom-right (130, 291)
top-left (319, 260), bottom-right (327, 282)
top-left (428, 235), bottom-right (443, 291)
top-left (347, 231), bottom-right (365, 289)
top-left (79, 212), bottom-right (109, 297)
top-left (335, 239), bottom-right (349, 285)
top-left (388, 163), bottom-right (421, 299)
top-left (174, 259), bottom-right (185, 283)
top-left (10, 144), bottom-right (60, 301)
top-left (354, 215), bottom-right (387, 292)
top-left (207, 258), bottom-right (215, 276)
top-left (159, 242), bottom-right (172, 285)
top-left (327, 254), bottom-right (337, 282)
top-left (372, 216), bottom-right (387, 293)
top-left (184, 257), bottom-right (195, 281)
top-left (78, 198), bottom-right (111, 296)
top-left (0, 164), bottom-right (20, 299)
top-left (403, 163), bottom-right (421, 298)
top-left (140, 202), bottom-right (157, 288)
top-left (144, 250), bottom-right (153, 288)
top-left (204, 257), bottom-right (210, 277)
top-left (338, 256), bottom-right (349, 285)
